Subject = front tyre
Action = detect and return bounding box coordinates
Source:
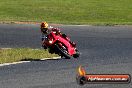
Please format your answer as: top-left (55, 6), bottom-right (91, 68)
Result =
top-left (55, 44), bottom-right (71, 59)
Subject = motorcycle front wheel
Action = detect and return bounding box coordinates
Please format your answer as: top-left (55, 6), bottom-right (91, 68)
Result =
top-left (55, 44), bottom-right (71, 59)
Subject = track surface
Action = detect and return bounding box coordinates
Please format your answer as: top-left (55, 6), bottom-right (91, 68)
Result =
top-left (0, 24), bottom-right (132, 88)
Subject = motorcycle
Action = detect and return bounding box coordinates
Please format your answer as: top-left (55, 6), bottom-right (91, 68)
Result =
top-left (43, 30), bottom-right (80, 59)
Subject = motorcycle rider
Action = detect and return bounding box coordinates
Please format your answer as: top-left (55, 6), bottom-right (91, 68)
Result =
top-left (40, 22), bottom-right (49, 49)
top-left (40, 22), bottom-right (76, 49)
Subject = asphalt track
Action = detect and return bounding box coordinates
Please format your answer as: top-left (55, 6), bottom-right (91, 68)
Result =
top-left (0, 24), bottom-right (132, 88)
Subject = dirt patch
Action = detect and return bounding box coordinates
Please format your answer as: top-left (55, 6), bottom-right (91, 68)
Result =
top-left (0, 21), bottom-right (63, 26)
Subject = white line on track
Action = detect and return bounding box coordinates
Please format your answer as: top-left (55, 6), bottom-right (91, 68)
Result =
top-left (41, 56), bottom-right (61, 60)
top-left (0, 61), bottom-right (30, 67)
top-left (0, 57), bottom-right (61, 67)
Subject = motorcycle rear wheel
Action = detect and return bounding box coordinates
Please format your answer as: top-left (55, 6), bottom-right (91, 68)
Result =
top-left (73, 50), bottom-right (80, 58)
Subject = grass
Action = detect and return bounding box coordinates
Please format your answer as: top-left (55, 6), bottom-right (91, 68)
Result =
top-left (0, 48), bottom-right (58, 64)
top-left (0, 0), bottom-right (132, 25)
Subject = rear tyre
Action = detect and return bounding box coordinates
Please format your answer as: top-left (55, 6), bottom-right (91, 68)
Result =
top-left (73, 50), bottom-right (80, 58)
top-left (48, 48), bottom-right (54, 54)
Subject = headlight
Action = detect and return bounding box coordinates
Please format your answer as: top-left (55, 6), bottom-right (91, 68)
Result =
top-left (49, 40), bottom-right (53, 44)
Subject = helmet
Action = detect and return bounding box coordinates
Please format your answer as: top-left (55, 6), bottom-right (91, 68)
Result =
top-left (41, 22), bottom-right (48, 28)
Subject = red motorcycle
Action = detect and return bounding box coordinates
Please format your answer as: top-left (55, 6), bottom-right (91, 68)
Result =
top-left (43, 30), bottom-right (80, 59)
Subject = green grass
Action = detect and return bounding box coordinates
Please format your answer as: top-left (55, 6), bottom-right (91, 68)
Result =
top-left (0, 48), bottom-right (58, 64)
top-left (0, 0), bottom-right (132, 25)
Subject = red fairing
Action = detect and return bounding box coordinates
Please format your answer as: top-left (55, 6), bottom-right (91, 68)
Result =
top-left (44, 30), bottom-right (80, 59)
top-left (51, 32), bottom-right (76, 55)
